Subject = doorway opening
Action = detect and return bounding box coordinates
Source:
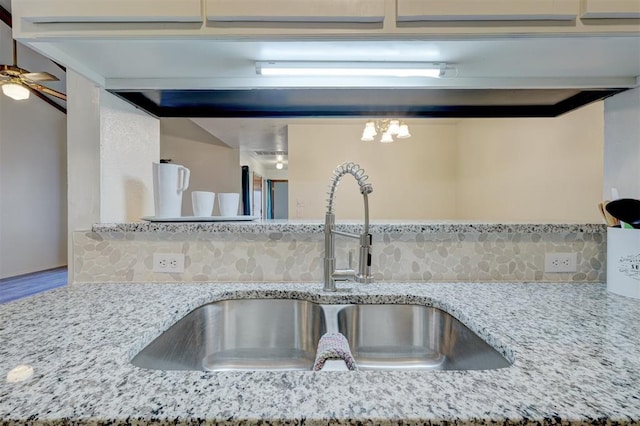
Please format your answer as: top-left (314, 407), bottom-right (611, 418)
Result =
top-left (266, 180), bottom-right (288, 219)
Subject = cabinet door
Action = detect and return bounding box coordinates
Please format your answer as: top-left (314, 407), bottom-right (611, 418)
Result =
top-left (397, 0), bottom-right (579, 21)
top-left (206, 0), bottom-right (385, 23)
top-left (581, 0), bottom-right (640, 18)
top-left (17, 0), bottom-right (202, 23)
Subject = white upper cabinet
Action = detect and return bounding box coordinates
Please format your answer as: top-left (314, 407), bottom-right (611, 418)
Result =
top-left (14, 0), bottom-right (202, 23)
top-left (205, 0), bottom-right (385, 23)
top-left (397, 0), bottom-right (579, 22)
top-left (12, 0), bottom-right (638, 38)
top-left (581, 0), bottom-right (640, 19)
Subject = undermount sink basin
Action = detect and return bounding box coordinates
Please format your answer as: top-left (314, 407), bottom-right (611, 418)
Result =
top-left (132, 298), bottom-right (511, 372)
top-left (337, 304), bottom-right (511, 371)
top-left (131, 299), bottom-right (326, 371)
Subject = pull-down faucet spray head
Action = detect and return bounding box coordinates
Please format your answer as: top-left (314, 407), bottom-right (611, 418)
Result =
top-left (326, 162), bottom-right (372, 215)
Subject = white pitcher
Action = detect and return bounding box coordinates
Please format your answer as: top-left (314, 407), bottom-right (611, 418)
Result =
top-left (152, 162), bottom-right (190, 218)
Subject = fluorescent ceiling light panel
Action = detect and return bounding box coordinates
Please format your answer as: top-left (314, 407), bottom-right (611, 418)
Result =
top-left (256, 61), bottom-right (446, 78)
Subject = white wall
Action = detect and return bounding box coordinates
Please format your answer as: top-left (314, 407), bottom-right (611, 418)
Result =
top-left (0, 27), bottom-right (67, 279)
top-left (457, 102), bottom-right (604, 222)
top-left (100, 91), bottom-right (158, 222)
top-left (67, 71), bottom-right (158, 228)
top-left (603, 87), bottom-right (640, 200)
top-left (161, 119), bottom-right (241, 216)
top-left (67, 69), bottom-right (101, 259)
top-left (288, 123), bottom-right (458, 220)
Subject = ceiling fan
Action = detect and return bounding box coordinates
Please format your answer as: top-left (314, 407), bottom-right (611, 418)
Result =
top-left (0, 39), bottom-right (66, 101)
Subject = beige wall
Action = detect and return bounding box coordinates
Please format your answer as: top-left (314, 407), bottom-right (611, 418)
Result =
top-left (457, 102), bottom-right (604, 222)
top-left (161, 119), bottom-right (241, 216)
top-left (288, 123), bottom-right (458, 220)
top-left (1, 27), bottom-right (67, 278)
top-left (288, 102), bottom-right (603, 222)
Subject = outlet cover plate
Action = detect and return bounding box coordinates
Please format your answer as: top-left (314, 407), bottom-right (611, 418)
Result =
top-left (544, 253), bottom-right (577, 273)
top-left (153, 253), bottom-right (185, 273)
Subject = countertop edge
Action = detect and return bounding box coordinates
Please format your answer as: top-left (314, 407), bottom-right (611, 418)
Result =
top-left (91, 221), bottom-right (607, 234)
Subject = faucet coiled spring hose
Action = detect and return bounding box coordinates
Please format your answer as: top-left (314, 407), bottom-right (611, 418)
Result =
top-left (326, 162), bottom-right (373, 238)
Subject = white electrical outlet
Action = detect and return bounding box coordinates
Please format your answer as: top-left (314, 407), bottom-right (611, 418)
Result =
top-left (544, 253), bottom-right (577, 273)
top-left (153, 253), bottom-right (185, 273)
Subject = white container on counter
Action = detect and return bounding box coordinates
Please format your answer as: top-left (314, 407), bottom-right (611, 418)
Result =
top-left (153, 162), bottom-right (190, 218)
top-left (607, 227), bottom-right (640, 299)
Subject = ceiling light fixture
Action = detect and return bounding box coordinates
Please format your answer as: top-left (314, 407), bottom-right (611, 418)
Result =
top-left (361, 119), bottom-right (411, 143)
top-left (256, 61), bottom-right (448, 78)
top-left (276, 162), bottom-right (284, 170)
top-left (2, 82), bottom-right (30, 100)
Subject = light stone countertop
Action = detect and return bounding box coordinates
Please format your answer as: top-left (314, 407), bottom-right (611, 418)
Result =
top-left (93, 220), bottom-right (606, 234)
top-left (1, 281), bottom-right (639, 425)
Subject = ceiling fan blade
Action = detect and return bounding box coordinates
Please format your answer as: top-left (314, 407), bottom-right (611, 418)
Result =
top-left (26, 83), bottom-right (67, 101)
top-left (22, 72), bottom-right (59, 82)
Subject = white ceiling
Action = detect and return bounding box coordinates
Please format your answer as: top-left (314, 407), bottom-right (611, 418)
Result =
top-left (35, 36), bottom-right (640, 90)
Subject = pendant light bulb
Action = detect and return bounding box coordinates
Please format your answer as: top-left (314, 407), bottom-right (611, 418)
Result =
top-left (397, 124), bottom-right (411, 139)
top-left (387, 120), bottom-right (401, 136)
top-left (380, 132), bottom-right (394, 143)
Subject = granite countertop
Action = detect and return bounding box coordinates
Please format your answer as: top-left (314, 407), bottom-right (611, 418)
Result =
top-left (1, 282), bottom-right (639, 425)
top-left (92, 220), bottom-right (606, 234)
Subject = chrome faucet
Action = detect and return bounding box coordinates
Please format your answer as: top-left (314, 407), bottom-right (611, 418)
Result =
top-left (323, 162), bottom-right (373, 292)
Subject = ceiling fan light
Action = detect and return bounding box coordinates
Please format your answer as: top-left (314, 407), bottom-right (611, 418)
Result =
top-left (397, 124), bottom-right (411, 139)
top-left (2, 83), bottom-right (30, 100)
top-left (380, 132), bottom-right (394, 143)
top-left (361, 134), bottom-right (375, 142)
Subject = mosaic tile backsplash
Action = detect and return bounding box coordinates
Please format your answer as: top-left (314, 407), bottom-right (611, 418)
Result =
top-left (73, 223), bottom-right (606, 283)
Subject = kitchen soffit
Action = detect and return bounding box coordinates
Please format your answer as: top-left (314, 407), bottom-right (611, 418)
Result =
top-left (113, 88), bottom-right (623, 118)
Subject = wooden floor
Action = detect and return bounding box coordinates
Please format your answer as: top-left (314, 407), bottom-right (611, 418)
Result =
top-left (0, 267), bottom-right (68, 304)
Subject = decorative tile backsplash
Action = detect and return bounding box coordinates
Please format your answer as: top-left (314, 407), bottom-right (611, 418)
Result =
top-left (73, 223), bottom-right (606, 283)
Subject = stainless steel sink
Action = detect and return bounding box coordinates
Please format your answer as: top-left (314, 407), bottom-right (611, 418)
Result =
top-left (132, 299), bottom-right (511, 372)
top-left (131, 299), bottom-right (326, 371)
top-left (337, 304), bottom-right (511, 371)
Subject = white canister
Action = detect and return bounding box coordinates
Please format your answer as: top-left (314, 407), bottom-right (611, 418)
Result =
top-left (152, 162), bottom-right (190, 218)
top-left (606, 227), bottom-right (640, 299)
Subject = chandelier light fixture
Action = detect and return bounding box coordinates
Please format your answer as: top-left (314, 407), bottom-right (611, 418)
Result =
top-left (361, 119), bottom-right (411, 143)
